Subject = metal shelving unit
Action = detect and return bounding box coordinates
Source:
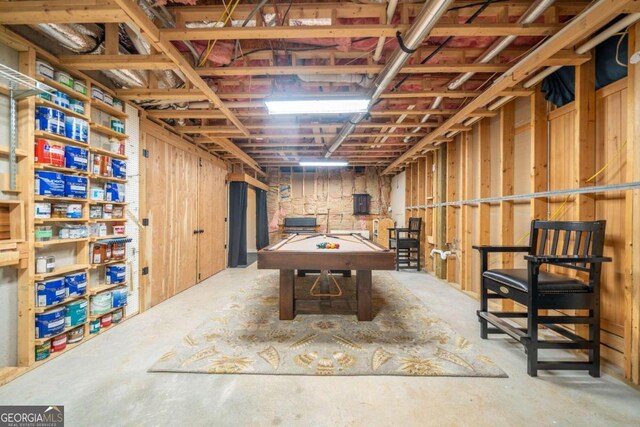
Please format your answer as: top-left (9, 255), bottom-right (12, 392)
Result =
top-left (0, 63), bottom-right (53, 191)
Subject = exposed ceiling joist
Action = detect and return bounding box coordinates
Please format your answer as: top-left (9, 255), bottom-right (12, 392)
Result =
top-left (58, 54), bottom-right (175, 70)
top-left (161, 23), bottom-right (562, 42)
top-left (196, 64), bottom-right (512, 77)
top-left (116, 88), bottom-right (533, 102)
top-left (0, 0), bottom-right (126, 24)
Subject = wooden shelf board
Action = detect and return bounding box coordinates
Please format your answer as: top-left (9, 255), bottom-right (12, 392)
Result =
top-left (35, 196), bottom-right (88, 203)
top-left (35, 237), bottom-right (89, 248)
top-left (90, 258), bottom-right (127, 269)
top-left (90, 100), bottom-right (127, 119)
top-left (89, 200), bottom-right (126, 206)
top-left (34, 294), bottom-right (87, 314)
top-left (89, 219), bottom-right (127, 224)
top-left (34, 264), bottom-right (89, 281)
top-left (90, 234), bottom-right (128, 242)
top-left (35, 98), bottom-right (89, 121)
top-left (88, 146), bottom-right (127, 161)
top-left (89, 174), bottom-right (127, 184)
top-left (88, 282), bottom-right (127, 296)
top-left (35, 164), bottom-right (89, 176)
top-left (90, 123), bottom-right (127, 140)
top-left (89, 304), bottom-right (126, 321)
top-left (35, 76), bottom-right (90, 102)
top-left (34, 130), bottom-right (89, 149)
top-left (0, 145), bottom-right (28, 158)
top-left (35, 217), bottom-right (89, 224)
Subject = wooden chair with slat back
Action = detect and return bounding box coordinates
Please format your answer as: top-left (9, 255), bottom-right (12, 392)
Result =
top-left (474, 220), bottom-right (611, 377)
top-left (388, 217), bottom-right (422, 271)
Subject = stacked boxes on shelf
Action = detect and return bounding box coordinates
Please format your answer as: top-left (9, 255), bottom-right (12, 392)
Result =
top-left (30, 58), bottom-right (130, 365)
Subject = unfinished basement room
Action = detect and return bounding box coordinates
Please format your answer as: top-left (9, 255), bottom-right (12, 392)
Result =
top-left (1, 0), bottom-right (640, 425)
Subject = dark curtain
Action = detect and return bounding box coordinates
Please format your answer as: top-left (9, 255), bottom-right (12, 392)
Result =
top-left (228, 182), bottom-right (248, 267)
top-left (542, 27), bottom-right (628, 107)
top-left (255, 188), bottom-right (269, 250)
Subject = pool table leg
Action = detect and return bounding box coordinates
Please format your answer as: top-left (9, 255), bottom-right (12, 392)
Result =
top-left (356, 270), bottom-right (372, 321)
top-left (280, 269), bottom-right (295, 320)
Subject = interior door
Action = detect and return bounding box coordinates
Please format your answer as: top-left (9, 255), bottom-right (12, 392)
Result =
top-left (145, 133), bottom-right (198, 306)
top-left (197, 157), bottom-right (227, 280)
top-left (172, 146), bottom-right (199, 294)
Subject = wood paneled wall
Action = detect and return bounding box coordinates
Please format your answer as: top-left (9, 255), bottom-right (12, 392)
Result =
top-left (139, 120), bottom-right (228, 310)
top-left (403, 56), bottom-right (640, 384)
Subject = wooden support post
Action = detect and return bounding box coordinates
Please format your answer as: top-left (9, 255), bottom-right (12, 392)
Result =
top-left (625, 22), bottom-right (640, 385)
top-left (574, 56), bottom-right (597, 340)
top-left (417, 157), bottom-right (426, 270)
top-left (17, 48), bottom-right (36, 367)
top-left (574, 57), bottom-right (597, 222)
top-left (531, 85), bottom-right (549, 221)
top-left (425, 152), bottom-right (434, 272)
top-left (500, 101), bottom-right (515, 310)
top-left (479, 119), bottom-right (491, 248)
top-left (435, 147), bottom-right (447, 279)
top-left (461, 131), bottom-right (473, 291)
top-left (405, 163), bottom-right (412, 227)
top-left (446, 139), bottom-right (458, 283)
top-left (411, 159), bottom-right (419, 223)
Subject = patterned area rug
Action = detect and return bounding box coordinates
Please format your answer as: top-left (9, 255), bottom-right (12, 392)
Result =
top-left (150, 272), bottom-right (507, 377)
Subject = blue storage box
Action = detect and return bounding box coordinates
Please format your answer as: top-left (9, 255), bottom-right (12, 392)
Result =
top-left (105, 182), bottom-right (125, 203)
top-left (64, 175), bottom-right (88, 199)
top-left (35, 107), bottom-right (65, 135)
top-left (65, 272), bottom-right (87, 297)
top-left (112, 159), bottom-right (126, 179)
top-left (106, 263), bottom-right (126, 285)
top-left (35, 307), bottom-right (65, 339)
top-left (35, 171), bottom-right (65, 197)
top-left (111, 288), bottom-right (128, 308)
top-left (35, 278), bottom-right (66, 307)
top-left (64, 117), bottom-right (88, 143)
top-left (64, 146), bottom-right (89, 172)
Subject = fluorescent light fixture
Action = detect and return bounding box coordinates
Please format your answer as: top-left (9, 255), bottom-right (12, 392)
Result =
top-left (299, 161), bottom-right (348, 167)
top-left (265, 98), bottom-right (370, 115)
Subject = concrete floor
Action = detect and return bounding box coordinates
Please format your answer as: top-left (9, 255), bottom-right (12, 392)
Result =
top-left (1, 266), bottom-right (639, 427)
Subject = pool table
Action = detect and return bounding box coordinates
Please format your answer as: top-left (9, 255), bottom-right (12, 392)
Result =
top-left (257, 233), bottom-right (396, 321)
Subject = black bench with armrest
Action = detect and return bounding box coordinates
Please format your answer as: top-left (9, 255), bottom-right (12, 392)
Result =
top-left (474, 220), bottom-right (611, 377)
top-left (281, 217), bottom-right (319, 235)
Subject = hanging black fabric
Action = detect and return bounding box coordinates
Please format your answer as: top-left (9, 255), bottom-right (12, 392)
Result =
top-left (541, 22), bottom-right (628, 107)
top-left (255, 188), bottom-right (269, 250)
top-left (228, 181), bottom-right (248, 267)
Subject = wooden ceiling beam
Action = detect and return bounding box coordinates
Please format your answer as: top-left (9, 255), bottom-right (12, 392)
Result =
top-left (175, 122), bottom-right (441, 133)
top-left (116, 88), bottom-right (208, 101)
top-left (161, 23), bottom-right (562, 42)
top-left (194, 132), bottom-right (428, 140)
top-left (236, 142), bottom-right (411, 147)
top-left (200, 136), bottom-right (264, 176)
top-left (113, 0), bottom-right (249, 136)
top-left (197, 64), bottom-right (511, 77)
top-left (383, 0), bottom-right (636, 174)
top-left (0, 0), bottom-right (127, 24)
top-left (152, 109), bottom-right (494, 119)
top-left (117, 88), bottom-right (532, 102)
top-left (57, 54), bottom-right (175, 70)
